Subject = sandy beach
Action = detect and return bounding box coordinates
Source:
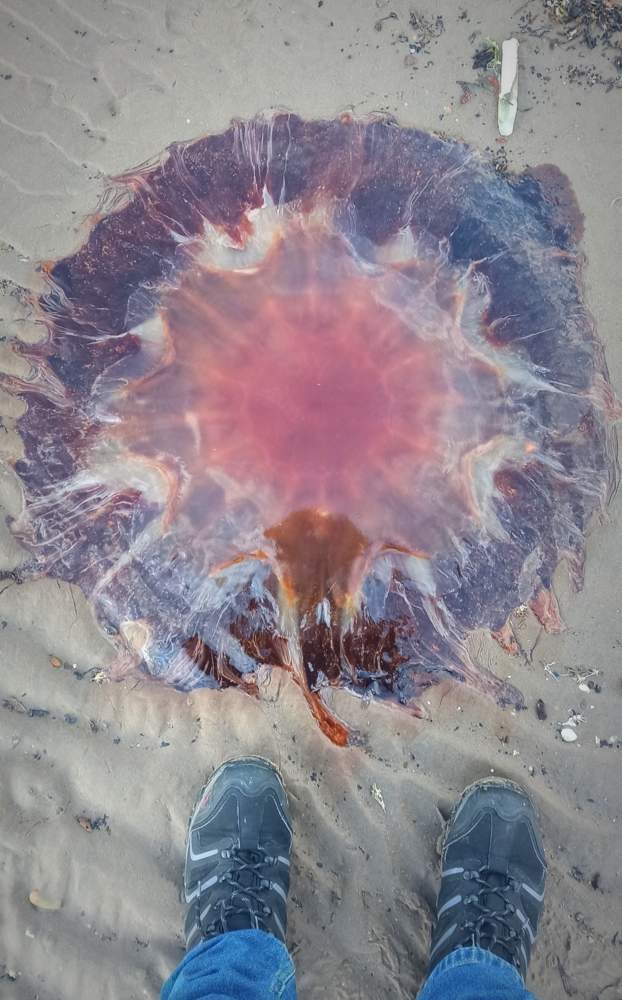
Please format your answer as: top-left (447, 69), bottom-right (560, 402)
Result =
top-left (1, 2), bottom-right (621, 998)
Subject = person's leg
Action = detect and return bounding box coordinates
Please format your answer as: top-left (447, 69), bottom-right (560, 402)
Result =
top-left (161, 757), bottom-right (296, 1000)
top-left (417, 778), bottom-right (547, 1000)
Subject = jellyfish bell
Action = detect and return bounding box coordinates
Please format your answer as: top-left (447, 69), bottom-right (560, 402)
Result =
top-left (4, 114), bottom-right (619, 743)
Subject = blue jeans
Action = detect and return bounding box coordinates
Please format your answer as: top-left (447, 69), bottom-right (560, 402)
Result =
top-left (161, 931), bottom-right (538, 999)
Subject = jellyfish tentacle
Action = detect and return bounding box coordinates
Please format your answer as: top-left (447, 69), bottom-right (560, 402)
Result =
top-left (491, 621), bottom-right (520, 656)
top-left (529, 586), bottom-right (565, 634)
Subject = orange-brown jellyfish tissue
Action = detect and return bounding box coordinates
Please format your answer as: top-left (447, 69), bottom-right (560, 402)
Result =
top-left (4, 115), bottom-right (619, 744)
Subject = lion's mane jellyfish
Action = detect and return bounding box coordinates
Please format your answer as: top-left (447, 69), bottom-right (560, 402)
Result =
top-left (4, 115), bottom-right (619, 743)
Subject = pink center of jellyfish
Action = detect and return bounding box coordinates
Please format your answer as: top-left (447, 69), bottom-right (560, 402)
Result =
top-left (109, 213), bottom-right (508, 576)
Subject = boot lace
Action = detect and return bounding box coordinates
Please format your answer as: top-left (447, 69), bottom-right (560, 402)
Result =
top-left (199, 847), bottom-right (275, 937)
top-left (461, 865), bottom-right (522, 970)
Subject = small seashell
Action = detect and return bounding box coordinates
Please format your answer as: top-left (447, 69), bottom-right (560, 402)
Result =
top-left (535, 699), bottom-right (547, 721)
top-left (560, 727), bottom-right (578, 743)
top-left (28, 890), bottom-right (61, 911)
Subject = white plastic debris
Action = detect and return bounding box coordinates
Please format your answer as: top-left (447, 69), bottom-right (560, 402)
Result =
top-left (560, 727), bottom-right (578, 743)
top-left (578, 683), bottom-right (590, 693)
top-left (498, 38), bottom-right (519, 137)
top-left (370, 784), bottom-right (386, 811)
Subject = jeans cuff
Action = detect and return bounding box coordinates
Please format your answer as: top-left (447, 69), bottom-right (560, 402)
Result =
top-left (424, 946), bottom-right (525, 990)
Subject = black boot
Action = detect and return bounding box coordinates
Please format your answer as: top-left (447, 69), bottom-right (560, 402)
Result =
top-left (429, 778), bottom-right (546, 979)
top-left (183, 757), bottom-right (293, 951)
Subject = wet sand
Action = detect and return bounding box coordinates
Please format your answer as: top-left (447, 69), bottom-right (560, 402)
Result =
top-left (1, 2), bottom-right (621, 998)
